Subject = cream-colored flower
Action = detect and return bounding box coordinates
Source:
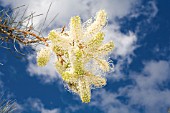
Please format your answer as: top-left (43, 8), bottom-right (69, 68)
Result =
top-left (48, 30), bottom-right (70, 49)
top-left (36, 10), bottom-right (114, 103)
top-left (78, 76), bottom-right (91, 103)
top-left (37, 47), bottom-right (50, 66)
top-left (85, 32), bottom-right (104, 51)
top-left (97, 41), bottom-right (114, 55)
top-left (94, 58), bottom-right (110, 72)
top-left (84, 10), bottom-right (107, 38)
top-left (70, 16), bottom-right (83, 41)
top-left (90, 75), bottom-right (106, 87)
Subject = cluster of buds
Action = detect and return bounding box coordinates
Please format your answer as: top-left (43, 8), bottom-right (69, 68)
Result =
top-left (36, 10), bottom-right (114, 103)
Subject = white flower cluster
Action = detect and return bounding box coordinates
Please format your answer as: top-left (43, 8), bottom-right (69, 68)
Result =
top-left (36, 10), bottom-right (114, 103)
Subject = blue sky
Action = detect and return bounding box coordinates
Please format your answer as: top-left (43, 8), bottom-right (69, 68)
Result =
top-left (0, 0), bottom-right (170, 113)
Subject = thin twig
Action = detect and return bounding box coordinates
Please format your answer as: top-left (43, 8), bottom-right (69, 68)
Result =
top-left (39, 2), bottom-right (52, 35)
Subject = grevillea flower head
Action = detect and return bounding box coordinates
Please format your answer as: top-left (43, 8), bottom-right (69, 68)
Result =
top-left (70, 16), bottom-right (82, 41)
top-left (78, 76), bottom-right (91, 103)
top-left (36, 10), bottom-right (114, 103)
top-left (84, 10), bottom-right (107, 38)
top-left (37, 47), bottom-right (50, 67)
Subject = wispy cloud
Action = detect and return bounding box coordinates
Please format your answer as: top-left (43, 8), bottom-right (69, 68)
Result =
top-left (1, 0), bottom-right (139, 28)
top-left (90, 60), bottom-right (170, 113)
top-left (90, 89), bottom-right (138, 113)
top-left (17, 98), bottom-right (60, 113)
top-left (127, 60), bottom-right (170, 113)
top-left (130, 0), bottom-right (158, 20)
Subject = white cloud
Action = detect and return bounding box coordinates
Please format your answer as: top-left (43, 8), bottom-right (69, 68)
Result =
top-left (82, 0), bottom-right (138, 19)
top-left (138, 60), bottom-right (170, 87)
top-left (127, 60), bottom-right (170, 113)
top-left (90, 89), bottom-right (139, 113)
top-left (103, 24), bottom-right (137, 80)
top-left (90, 60), bottom-right (170, 113)
top-left (104, 25), bottom-right (137, 57)
top-left (149, 1), bottom-right (158, 18)
top-left (18, 98), bottom-right (60, 113)
top-left (1, 0), bottom-right (138, 28)
top-left (130, 0), bottom-right (158, 22)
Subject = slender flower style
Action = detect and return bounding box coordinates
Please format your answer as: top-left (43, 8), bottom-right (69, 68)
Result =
top-left (36, 10), bottom-right (114, 103)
